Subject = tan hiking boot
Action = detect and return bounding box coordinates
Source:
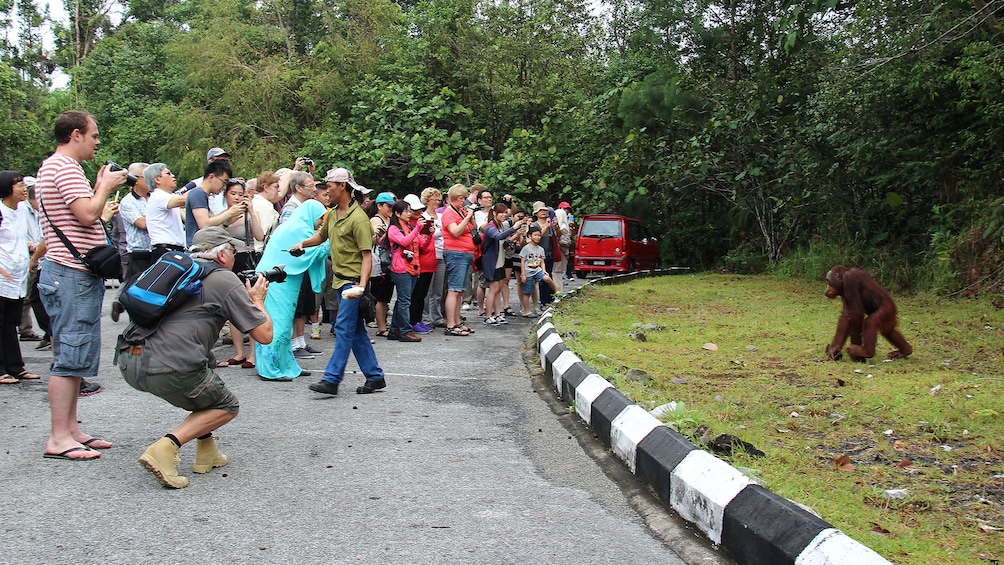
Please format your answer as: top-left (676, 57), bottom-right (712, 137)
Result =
top-left (138, 437), bottom-right (189, 489)
top-left (192, 436), bottom-right (229, 474)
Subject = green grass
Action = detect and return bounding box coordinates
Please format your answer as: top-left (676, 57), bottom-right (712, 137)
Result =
top-left (552, 273), bottom-right (1004, 565)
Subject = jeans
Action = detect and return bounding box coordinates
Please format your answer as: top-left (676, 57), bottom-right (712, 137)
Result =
top-left (389, 271), bottom-right (416, 334)
top-left (37, 262), bottom-right (104, 377)
top-left (423, 259), bottom-right (446, 325)
top-left (323, 282), bottom-right (384, 385)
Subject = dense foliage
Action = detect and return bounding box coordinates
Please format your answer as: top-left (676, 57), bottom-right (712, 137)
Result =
top-left (2, 0), bottom-right (1003, 294)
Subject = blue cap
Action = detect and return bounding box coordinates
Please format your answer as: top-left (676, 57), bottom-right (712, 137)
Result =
top-left (375, 192), bottom-right (395, 204)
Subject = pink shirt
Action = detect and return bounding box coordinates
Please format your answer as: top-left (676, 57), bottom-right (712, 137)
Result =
top-left (441, 205), bottom-right (475, 254)
top-left (38, 153), bottom-right (107, 272)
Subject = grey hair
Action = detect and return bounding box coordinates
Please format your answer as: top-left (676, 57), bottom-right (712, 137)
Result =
top-left (128, 162), bottom-right (149, 177)
top-left (144, 163), bottom-right (168, 188)
top-left (190, 242), bottom-right (231, 260)
top-left (288, 171), bottom-right (312, 193)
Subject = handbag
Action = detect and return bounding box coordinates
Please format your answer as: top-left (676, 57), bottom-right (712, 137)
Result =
top-left (41, 200), bottom-right (123, 280)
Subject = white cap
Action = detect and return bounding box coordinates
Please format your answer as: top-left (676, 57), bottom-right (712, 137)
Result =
top-left (23, 176), bottom-right (37, 187)
top-left (403, 194), bottom-right (423, 211)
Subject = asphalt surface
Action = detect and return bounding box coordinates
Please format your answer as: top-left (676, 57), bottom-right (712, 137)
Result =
top-left (0, 277), bottom-right (731, 564)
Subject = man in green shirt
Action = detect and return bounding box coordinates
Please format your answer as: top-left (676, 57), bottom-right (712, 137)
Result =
top-left (291, 168), bottom-right (385, 396)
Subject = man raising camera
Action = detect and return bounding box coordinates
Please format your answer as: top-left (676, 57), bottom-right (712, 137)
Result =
top-left (117, 226), bottom-right (273, 488)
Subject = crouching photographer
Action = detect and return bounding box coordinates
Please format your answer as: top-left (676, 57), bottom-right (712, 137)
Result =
top-left (117, 226), bottom-right (273, 489)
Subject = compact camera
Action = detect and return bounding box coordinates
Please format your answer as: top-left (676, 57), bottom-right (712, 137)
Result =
top-left (237, 264), bottom-right (288, 285)
top-left (106, 161), bottom-right (138, 188)
top-left (300, 157), bottom-right (313, 167)
top-left (402, 250), bottom-right (416, 261)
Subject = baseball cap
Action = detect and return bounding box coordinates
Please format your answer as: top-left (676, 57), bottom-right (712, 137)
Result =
top-left (189, 226), bottom-right (244, 252)
top-left (375, 192), bottom-right (396, 204)
top-left (558, 201), bottom-right (571, 209)
top-left (324, 167), bottom-right (370, 193)
top-left (403, 194), bottom-right (423, 211)
top-left (207, 147), bottom-right (230, 161)
top-left (23, 176), bottom-right (36, 187)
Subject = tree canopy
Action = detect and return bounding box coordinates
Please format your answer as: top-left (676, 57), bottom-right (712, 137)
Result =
top-left (2, 0), bottom-right (1003, 293)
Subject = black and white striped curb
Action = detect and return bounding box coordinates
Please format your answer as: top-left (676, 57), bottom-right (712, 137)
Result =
top-left (534, 271), bottom-right (890, 565)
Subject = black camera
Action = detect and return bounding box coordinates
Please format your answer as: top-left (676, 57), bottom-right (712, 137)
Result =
top-left (237, 264), bottom-right (288, 285)
top-left (466, 202), bottom-right (480, 212)
top-left (300, 157), bottom-right (313, 167)
top-left (106, 161), bottom-right (137, 188)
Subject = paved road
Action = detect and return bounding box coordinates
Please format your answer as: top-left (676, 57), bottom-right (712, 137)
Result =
top-left (0, 278), bottom-right (730, 564)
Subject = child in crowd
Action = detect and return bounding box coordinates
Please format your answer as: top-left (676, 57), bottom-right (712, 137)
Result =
top-left (518, 225), bottom-right (557, 317)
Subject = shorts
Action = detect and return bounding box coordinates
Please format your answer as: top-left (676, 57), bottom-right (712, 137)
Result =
top-left (121, 353), bottom-right (240, 414)
top-left (522, 270), bottom-right (546, 295)
top-left (37, 262), bottom-right (104, 378)
top-left (369, 274), bottom-right (395, 303)
top-left (443, 250), bottom-right (473, 292)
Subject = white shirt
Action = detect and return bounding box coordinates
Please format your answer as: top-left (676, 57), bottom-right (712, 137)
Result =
top-left (0, 202), bottom-right (29, 298)
top-left (146, 189), bottom-right (186, 247)
top-left (251, 194), bottom-right (279, 252)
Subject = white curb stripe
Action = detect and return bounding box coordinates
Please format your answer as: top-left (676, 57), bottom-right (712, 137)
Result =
top-left (538, 333), bottom-right (563, 369)
top-left (552, 350), bottom-right (579, 392)
top-left (610, 405), bottom-right (662, 474)
top-left (536, 322), bottom-right (555, 339)
top-left (795, 528), bottom-right (890, 565)
top-left (574, 374), bottom-right (613, 426)
top-left (671, 449), bottom-right (751, 544)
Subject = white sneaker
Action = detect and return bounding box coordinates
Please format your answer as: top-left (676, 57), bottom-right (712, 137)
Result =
top-left (461, 303), bottom-right (473, 311)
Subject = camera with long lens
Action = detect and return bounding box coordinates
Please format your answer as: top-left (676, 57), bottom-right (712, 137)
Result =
top-left (237, 264), bottom-right (288, 285)
top-left (106, 161), bottom-right (138, 188)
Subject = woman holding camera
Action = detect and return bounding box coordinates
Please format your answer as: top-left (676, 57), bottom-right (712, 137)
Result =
top-left (481, 203), bottom-right (526, 325)
top-left (441, 184), bottom-right (478, 336)
top-left (216, 179), bottom-right (265, 369)
top-left (386, 200), bottom-right (429, 342)
top-left (254, 200), bottom-right (328, 381)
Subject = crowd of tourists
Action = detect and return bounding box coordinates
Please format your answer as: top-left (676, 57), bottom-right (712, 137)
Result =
top-left (0, 110), bottom-right (577, 488)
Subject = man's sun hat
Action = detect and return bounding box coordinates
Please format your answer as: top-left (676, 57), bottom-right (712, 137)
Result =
top-left (190, 226), bottom-right (244, 252)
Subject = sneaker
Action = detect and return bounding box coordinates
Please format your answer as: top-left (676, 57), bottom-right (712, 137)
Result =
top-left (309, 380), bottom-right (339, 395)
top-left (356, 378), bottom-right (387, 394)
top-left (36, 337), bottom-right (51, 350)
top-left (412, 322), bottom-right (433, 334)
top-left (292, 347), bottom-right (315, 359)
top-left (79, 379), bottom-right (102, 396)
top-left (398, 331), bottom-right (422, 342)
top-left (110, 300), bottom-right (124, 322)
top-left (138, 437), bottom-right (189, 489)
top-left (310, 326), bottom-right (322, 339)
top-left (461, 302), bottom-right (473, 311)
top-left (303, 344), bottom-right (323, 354)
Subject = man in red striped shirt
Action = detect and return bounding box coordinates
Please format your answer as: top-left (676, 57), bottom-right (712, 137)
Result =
top-left (37, 110), bottom-right (127, 461)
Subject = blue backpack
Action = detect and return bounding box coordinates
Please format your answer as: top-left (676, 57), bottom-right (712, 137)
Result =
top-left (118, 251), bottom-right (220, 328)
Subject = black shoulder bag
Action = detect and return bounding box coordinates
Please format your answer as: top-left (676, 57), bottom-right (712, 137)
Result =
top-left (40, 200), bottom-right (123, 280)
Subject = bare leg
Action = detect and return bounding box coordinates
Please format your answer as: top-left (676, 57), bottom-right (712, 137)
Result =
top-left (46, 376), bottom-right (99, 458)
top-left (170, 409), bottom-right (237, 445)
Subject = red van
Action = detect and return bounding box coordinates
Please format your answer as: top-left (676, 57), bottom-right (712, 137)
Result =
top-left (573, 214), bottom-right (661, 277)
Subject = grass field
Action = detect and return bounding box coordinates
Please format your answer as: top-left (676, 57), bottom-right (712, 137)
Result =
top-left (551, 273), bottom-right (1004, 564)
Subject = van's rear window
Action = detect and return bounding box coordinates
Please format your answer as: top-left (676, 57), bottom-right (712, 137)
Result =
top-left (580, 220), bottom-right (622, 238)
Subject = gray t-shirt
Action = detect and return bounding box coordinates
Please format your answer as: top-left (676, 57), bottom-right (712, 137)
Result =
top-left (122, 265), bottom-right (266, 374)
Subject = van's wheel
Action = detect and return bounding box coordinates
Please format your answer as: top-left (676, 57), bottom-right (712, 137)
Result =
top-left (575, 270), bottom-right (587, 280)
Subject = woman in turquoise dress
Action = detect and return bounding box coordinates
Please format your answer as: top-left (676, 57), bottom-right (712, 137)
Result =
top-left (255, 200), bottom-right (328, 380)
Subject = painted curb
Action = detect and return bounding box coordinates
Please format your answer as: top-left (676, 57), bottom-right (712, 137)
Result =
top-left (535, 269), bottom-right (890, 565)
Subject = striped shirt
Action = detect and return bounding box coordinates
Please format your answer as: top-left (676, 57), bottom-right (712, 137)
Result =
top-left (37, 153), bottom-right (107, 272)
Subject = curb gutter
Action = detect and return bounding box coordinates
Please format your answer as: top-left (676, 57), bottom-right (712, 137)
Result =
top-left (534, 270), bottom-right (890, 565)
